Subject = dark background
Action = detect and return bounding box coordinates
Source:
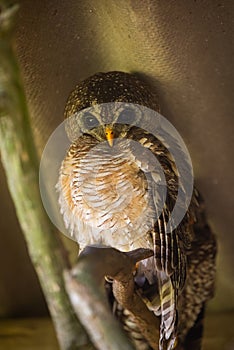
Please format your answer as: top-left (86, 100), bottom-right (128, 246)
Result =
top-left (0, 0), bottom-right (233, 318)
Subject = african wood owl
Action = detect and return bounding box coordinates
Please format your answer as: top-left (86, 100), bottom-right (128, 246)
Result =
top-left (56, 71), bottom-right (216, 350)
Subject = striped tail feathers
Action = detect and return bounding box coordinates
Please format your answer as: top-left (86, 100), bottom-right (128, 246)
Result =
top-left (135, 263), bottom-right (178, 350)
top-left (150, 215), bottom-right (179, 349)
top-left (157, 271), bottom-right (177, 350)
top-left (134, 254), bottom-right (178, 350)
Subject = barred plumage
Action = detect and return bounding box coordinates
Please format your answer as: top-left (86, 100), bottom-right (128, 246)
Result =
top-left (57, 71), bottom-right (217, 349)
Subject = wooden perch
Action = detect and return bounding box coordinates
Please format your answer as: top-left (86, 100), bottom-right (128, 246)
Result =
top-left (64, 246), bottom-right (160, 350)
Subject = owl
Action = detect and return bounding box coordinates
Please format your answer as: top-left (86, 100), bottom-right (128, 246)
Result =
top-left (56, 71), bottom-right (216, 350)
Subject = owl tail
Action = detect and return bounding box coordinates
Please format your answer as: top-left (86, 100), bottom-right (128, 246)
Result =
top-left (157, 271), bottom-right (177, 350)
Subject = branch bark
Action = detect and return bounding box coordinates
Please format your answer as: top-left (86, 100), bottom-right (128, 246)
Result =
top-left (64, 246), bottom-right (160, 350)
top-left (0, 3), bottom-right (93, 349)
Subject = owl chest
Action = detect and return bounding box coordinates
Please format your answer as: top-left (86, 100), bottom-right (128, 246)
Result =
top-left (66, 150), bottom-right (155, 248)
top-left (72, 156), bottom-right (148, 223)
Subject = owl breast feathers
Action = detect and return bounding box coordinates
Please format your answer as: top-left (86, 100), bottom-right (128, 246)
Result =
top-left (56, 71), bottom-right (217, 350)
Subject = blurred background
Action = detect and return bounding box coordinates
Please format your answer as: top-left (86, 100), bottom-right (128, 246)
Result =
top-left (0, 0), bottom-right (233, 349)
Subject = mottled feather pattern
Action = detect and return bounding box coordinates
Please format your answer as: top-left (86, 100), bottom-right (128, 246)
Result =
top-left (58, 134), bottom-right (156, 250)
top-left (57, 71), bottom-right (217, 350)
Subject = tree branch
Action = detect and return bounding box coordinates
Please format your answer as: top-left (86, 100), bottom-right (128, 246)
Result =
top-left (64, 246), bottom-right (160, 350)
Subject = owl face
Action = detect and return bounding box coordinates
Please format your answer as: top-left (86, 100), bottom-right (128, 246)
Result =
top-left (64, 71), bottom-right (160, 144)
top-left (69, 103), bottom-right (144, 146)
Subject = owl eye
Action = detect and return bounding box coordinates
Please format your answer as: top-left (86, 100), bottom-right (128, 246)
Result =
top-left (117, 108), bottom-right (136, 125)
top-left (82, 113), bottom-right (99, 129)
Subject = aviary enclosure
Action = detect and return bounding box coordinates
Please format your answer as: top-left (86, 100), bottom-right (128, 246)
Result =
top-left (0, 1), bottom-right (233, 350)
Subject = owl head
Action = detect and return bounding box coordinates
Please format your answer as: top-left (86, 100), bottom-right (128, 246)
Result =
top-left (64, 71), bottom-right (159, 145)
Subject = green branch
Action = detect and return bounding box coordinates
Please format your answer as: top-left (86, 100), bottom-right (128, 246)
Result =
top-left (0, 3), bottom-right (93, 349)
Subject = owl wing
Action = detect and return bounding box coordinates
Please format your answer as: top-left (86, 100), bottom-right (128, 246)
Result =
top-left (151, 206), bottom-right (188, 349)
top-left (150, 173), bottom-right (188, 350)
top-left (128, 126), bottom-right (193, 349)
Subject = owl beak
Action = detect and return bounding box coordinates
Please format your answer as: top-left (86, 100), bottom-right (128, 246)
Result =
top-left (105, 126), bottom-right (114, 147)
